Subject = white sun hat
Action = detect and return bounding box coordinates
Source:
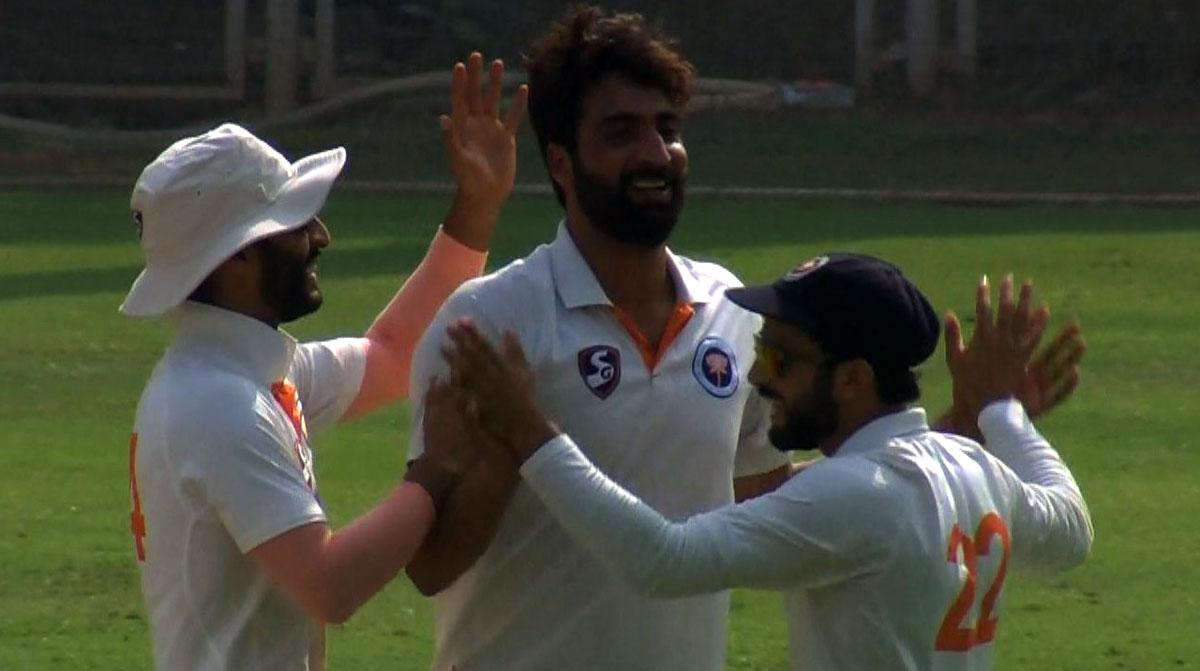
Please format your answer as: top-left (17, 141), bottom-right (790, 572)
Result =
top-left (119, 123), bottom-right (346, 317)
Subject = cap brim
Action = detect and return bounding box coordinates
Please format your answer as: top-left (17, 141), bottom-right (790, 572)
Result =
top-left (119, 147), bottom-right (346, 317)
top-left (724, 284), bottom-right (788, 320)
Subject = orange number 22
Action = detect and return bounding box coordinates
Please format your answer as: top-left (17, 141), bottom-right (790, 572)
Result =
top-left (935, 512), bottom-right (1010, 651)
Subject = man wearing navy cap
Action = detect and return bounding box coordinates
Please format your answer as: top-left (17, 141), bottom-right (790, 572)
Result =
top-left (435, 253), bottom-right (1094, 671)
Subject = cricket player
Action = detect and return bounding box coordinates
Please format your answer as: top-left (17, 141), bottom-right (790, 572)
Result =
top-left (403, 7), bottom-right (792, 670)
top-left (123, 55), bottom-right (526, 670)
top-left (438, 257), bottom-right (1095, 671)
top-left (403, 7), bottom-right (1085, 670)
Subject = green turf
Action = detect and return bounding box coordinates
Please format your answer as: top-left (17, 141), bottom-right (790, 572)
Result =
top-left (2, 188), bottom-right (1197, 670)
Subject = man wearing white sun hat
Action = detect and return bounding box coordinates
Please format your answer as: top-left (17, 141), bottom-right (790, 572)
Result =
top-left (123, 55), bottom-right (526, 670)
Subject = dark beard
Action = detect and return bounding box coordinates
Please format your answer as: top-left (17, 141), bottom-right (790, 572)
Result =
top-left (258, 239), bottom-right (322, 324)
top-left (572, 154), bottom-right (684, 248)
top-left (765, 365), bottom-right (839, 453)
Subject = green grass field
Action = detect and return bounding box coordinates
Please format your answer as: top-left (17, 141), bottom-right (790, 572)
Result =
top-left (2, 187), bottom-right (1198, 670)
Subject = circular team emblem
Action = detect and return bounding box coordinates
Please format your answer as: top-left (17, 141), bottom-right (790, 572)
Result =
top-left (692, 336), bottom-right (738, 398)
top-left (784, 255), bottom-right (829, 280)
top-left (578, 345), bottom-right (621, 399)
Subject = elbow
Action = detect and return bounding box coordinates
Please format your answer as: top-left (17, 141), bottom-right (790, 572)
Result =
top-left (308, 593), bottom-right (360, 626)
top-left (405, 564), bottom-right (452, 597)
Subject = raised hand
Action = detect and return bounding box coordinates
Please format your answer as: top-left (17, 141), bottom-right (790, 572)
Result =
top-left (943, 275), bottom-right (1085, 435)
top-left (441, 319), bottom-right (559, 462)
top-left (440, 53), bottom-right (529, 251)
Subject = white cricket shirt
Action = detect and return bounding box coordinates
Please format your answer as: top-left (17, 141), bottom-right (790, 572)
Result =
top-left (408, 223), bottom-right (788, 671)
top-left (521, 400), bottom-right (1093, 671)
top-left (130, 301), bottom-right (366, 670)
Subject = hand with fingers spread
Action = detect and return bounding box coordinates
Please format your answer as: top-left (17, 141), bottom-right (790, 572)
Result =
top-left (440, 52), bottom-right (530, 251)
top-left (441, 319), bottom-right (560, 463)
top-left (944, 274), bottom-right (1085, 434)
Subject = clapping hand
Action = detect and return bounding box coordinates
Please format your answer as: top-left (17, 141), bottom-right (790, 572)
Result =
top-left (944, 275), bottom-right (1086, 436)
top-left (441, 319), bottom-right (560, 463)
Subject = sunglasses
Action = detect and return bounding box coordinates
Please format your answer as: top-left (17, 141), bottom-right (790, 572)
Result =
top-left (753, 333), bottom-right (835, 378)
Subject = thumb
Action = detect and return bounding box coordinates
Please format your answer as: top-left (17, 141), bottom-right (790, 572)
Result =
top-left (944, 311), bottom-right (964, 368)
top-left (439, 115), bottom-right (459, 155)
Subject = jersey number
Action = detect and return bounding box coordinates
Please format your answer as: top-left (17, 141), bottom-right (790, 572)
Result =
top-left (129, 433), bottom-right (147, 562)
top-left (935, 512), bottom-right (1011, 651)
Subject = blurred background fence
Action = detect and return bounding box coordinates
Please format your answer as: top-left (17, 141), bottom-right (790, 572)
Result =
top-left (3, 0), bottom-right (1199, 129)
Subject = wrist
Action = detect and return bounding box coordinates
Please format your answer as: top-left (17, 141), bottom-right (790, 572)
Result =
top-left (511, 412), bottom-right (561, 464)
top-left (403, 457), bottom-right (457, 511)
top-left (442, 192), bottom-right (503, 252)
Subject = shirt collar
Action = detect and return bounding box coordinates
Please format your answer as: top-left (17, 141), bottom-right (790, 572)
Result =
top-left (173, 301), bottom-right (297, 385)
top-left (832, 407), bottom-right (929, 459)
top-left (548, 220), bottom-right (717, 309)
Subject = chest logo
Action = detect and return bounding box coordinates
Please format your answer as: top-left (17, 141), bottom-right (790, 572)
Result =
top-left (693, 336), bottom-right (739, 398)
top-left (578, 345), bottom-right (621, 399)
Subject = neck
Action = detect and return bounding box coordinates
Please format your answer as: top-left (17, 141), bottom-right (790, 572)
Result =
top-left (818, 402), bottom-right (909, 457)
top-left (196, 295), bottom-right (280, 330)
top-left (564, 212), bottom-right (675, 309)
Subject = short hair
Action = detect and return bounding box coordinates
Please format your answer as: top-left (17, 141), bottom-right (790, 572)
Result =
top-left (874, 365), bottom-right (921, 405)
top-left (523, 4), bottom-right (695, 205)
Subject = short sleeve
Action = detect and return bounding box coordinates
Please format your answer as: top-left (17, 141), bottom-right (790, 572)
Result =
top-left (203, 396), bottom-right (326, 552)
top-left (289, 337), bottom-right (368, 434)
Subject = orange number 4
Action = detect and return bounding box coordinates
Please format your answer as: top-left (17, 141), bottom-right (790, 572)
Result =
top-left (935, 512), bottom-right (1011, 652)
top-left (129, 433), bottom-right (147, 562)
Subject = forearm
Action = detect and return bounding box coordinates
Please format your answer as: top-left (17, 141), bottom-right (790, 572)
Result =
top-left (521, 435), bottom-right (811, 597)
top-left (253, 482), bottom-right (437, 624)
top-left (344, 230), bottom-right (486, 418)
top-left (977, 400), bottom-right (1093, 568)
top-left (405, 455), bottom-right (519, 595)
top-left (318, 482), bottom-right (437, 621)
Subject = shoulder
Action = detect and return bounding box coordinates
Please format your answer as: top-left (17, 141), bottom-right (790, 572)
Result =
top-left (674, 253), bottom-right (745, 292)
top-left (787, 455), bottom-right (910, 523)
top-left (151, 353), bottom-right (277, 449)
top-left (440, 243), bottom-right (555, 324)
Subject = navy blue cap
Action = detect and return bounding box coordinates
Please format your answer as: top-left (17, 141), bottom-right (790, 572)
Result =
top-left (725, 253), bottom-right (940, 371)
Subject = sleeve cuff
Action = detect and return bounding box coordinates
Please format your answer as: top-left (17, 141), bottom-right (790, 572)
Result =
top-left (977, 398), bottom-right (1032, 436)
top-left (519, 433), bottom-right (578, 481)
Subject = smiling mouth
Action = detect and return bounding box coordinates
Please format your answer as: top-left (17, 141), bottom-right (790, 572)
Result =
top-left (627, 178), bottom-right (673, 203)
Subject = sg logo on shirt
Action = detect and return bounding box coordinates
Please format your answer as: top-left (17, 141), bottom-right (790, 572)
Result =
top-left (578, 345), bottom-right (621, 399)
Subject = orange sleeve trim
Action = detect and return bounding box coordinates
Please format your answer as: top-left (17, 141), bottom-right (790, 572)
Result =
top-left (612, 302), bottom-right (695, 372)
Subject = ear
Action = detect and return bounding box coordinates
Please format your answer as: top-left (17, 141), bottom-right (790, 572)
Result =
top-left (832, 359), bottom-right (877, 403)
top-left (546, 143), bottom-right (573, 195)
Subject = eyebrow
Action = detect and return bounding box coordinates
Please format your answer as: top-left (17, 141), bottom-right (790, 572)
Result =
top-left (598, 111), bottom-right (681, 127)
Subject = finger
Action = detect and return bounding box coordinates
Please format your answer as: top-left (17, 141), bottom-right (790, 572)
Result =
top-left (995, 273), bottom-right (1015, 340)
top-left (943, 311), bottom-right (965, 369)
top-left (974, 274), bottom-right (992, 343)
top-left (438, 115), bottom-right (458, 166)
top-left (1013, 278), bottom-right (1033, 344)
top-left (483, 59), bottom-right (503, 117)
top-left (1041, 367), bottom-right (1081, 413)
top-left (501, 331), bottom-right (531, 371)
top-left (1021, 304), bottom-right (1050, 356)
top-left (449, 62), bottom-right (467, 137)
top-left (503, 84), bottom-right (529, 135)
top-left (466, 52), bottom-right (484, 116)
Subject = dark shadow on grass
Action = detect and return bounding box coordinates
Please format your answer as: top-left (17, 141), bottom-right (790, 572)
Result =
top-left (5, 197), bottom-right (1197, 301)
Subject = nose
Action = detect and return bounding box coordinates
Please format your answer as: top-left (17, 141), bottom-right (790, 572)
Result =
top-left (748, 357), bottom-right (768, 388)
top-left (634, 129), bottom-right (672, 169)
top-left (309, 217), bottom-right (331, 249)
